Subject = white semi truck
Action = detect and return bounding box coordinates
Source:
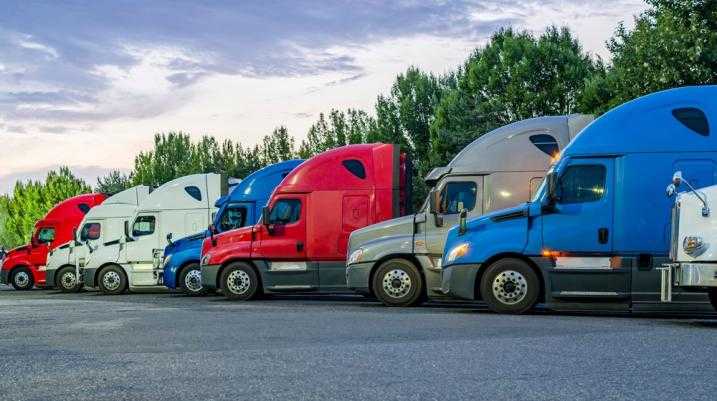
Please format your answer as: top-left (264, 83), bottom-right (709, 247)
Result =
top-left (661, 171), bottom-right (717, 310)
top-left (80, 173), bottom-right (225, 295)
top-left (45, 185), bottom-right (150, 292)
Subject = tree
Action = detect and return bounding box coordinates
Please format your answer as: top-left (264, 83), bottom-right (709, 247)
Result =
top-left (260, 126), bottom-right (297, 164)
top-left (298, 109), bottom-right (377, 158)
top-left (0, 167), bottom-right (91, 248)
top-left (431, 26), bottom-right (598, 167)
top-left (96, 170), bottom-right (132, 195)
top-left (580, 0), bottom-right (717, 114)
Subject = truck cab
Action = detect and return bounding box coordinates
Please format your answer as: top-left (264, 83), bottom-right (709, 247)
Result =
top-left (441, 85), bottom-right (717, 314)
top-left (346, 115), bottom-right (592, 306)
top-left (660, 173), bottom-right (717, 310)
top-left (80, 174), bottom-right (224, 295)
top-left (201, 143), bottom-right (409, 300)
top-left (161, 160), bottom-right (302, 295)
top-left (0, 193), bottom-right (107, 290)
top-left (45, 186), bottom-right (150, 292)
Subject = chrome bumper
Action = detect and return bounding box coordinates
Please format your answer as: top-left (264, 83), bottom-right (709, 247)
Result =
top-left (660, 262), bottom-right (717, 302)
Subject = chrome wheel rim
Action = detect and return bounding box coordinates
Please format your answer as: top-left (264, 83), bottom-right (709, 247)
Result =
top-left (185, 269), bottom-right (203, 293)
top-left (226, 270), bottom-right (250, 295)
top-left (492, 270), bottom-right (528, 305)
top-left (382, 268), bottom-right (412, 299)
top-left (14, 271), bottom-right (30, 288)
top-left (60, 271), bottom-right (76, 289)
top-left (102, 271), bottom-right (121, 291)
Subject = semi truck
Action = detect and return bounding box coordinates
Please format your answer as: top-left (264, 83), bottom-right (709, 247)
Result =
top-left (0, 193), bottom-right (107, 290)
top-left (80, 174), bottom-right (224, 295)
top-left (660, 172), bottom-right (717, 310)
top-left (45, 185), bottom-right (150, 292)
top-left (161, 160), bottom-right (303, 295)
top-left (346, 115), bottom-right (593, 306)
top-left (200, 143), bottom-right (410, 300)
top-left (440, 85), bottom-right (716, 314)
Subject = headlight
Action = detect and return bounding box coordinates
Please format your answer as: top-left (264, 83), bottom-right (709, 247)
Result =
top-left (38, 265), bottom-right (47, 272)
top-left (348, 249), bottom-right (364, 265)
top-left (683, 236), bottom-right (707, 257)
top-left (201, 254), bottom-right (211, 266)
top-left (162, 254), bottom-right (173, 268)
top-left (446, 243), bottom-right (470, 264)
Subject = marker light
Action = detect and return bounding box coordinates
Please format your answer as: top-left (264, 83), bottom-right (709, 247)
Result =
top-left (446, 243), bottom-right (470, 263)
top-left (348, 249), bottom-right (364, 265)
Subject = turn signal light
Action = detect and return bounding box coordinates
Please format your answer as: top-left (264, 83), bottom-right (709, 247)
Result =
top-left (541, 249), bottom-right (564, 258)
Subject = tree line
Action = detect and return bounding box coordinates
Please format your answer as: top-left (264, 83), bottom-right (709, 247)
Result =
top-left (1, 0), bottom-right (715, 248)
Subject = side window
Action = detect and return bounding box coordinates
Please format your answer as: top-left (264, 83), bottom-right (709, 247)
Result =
top-left (673, 107), bottom-right (709, 136)
top-left (342, 159), bottom-right (366, 179)
top-left (185, 186), bottom-right (202, 201)
top-left (268, 199), bottom-right (301, 225)
top-left (558, 165), bottom-right (606, 203)
top-left (80, 223), bottom-right (101, 241)
top-left (439, 181), bottom-right (477, 214)
top-left (529, 134), bottom-right (559, 156)
top-left (78, 203), bottom-right (91, 214)
top-left (219, 206), bottom-right (247, 232)
top-left (132, 216), bottom-right (156, 237)
top-left (37, 227), bottom-right (56, 244)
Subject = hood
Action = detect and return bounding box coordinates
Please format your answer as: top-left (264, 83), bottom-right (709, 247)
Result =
top-left (165, 231), bottom-right (207, 254)
top-left (349, 214), bottom-right (416, 251)
top-left (6, 244), bottom-right (30, 256)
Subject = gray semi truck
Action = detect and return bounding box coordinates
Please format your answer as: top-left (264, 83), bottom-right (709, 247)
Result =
top-left (345, 114), bottom-right (593, 306)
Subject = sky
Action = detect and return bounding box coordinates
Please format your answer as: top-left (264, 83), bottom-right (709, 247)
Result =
top-left (0, 0), bottom-right (648, 194)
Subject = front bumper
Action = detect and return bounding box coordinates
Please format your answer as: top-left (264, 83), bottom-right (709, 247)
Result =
top-left (441, 263), bottom-right (482, 300)
top-left (346, 262), bottom-right (373, 293)
top-left (674, 262), bottom-right (717, 288)
top-left (0, 270), bottom-right (9, 285)
top-left (201, 264), bottom-right (220, 290)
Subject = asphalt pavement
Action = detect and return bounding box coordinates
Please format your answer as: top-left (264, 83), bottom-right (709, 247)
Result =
top-left (0, 287), bottom-right (715, 401)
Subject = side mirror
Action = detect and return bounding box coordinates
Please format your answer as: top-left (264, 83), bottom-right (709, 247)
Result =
top-left (672, 171), bottom-right (683, 186)
top-left (666, 183), bottom-right (677, 197)
top-left (458, 208), bottom-right (468, 235)
top-left (261, 206), bottom-right (270, 225)
top-left (428, 190), bottom-right (440, 214)
top-left (166, 233), bottom-right (173, 245)
top-left (209, 224), bottom-right (217, 247)
top-left (123, 220), bottom-right (131, 241)
top-left (546, 172), bottom-right (558, 204)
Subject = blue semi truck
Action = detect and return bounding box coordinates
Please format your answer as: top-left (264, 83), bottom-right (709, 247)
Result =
top-left (440, 85), bottom-right (717, 314)
top-left (161, 159), bottom-right (303, 294)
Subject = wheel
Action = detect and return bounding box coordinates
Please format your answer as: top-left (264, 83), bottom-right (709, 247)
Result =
top-left (11, 267), bottom-right (34, 290)
top-left (179, 263), bottom-right (207, 296)
top-left (709, 289), bottom-right (717, 311)
top-left (220, 262), bottom-right (259, 301)
top-left (56, 266), bottom-right (82, 293)
top-left (372, 258), bottom-right (424, 307)
top-left (97, 265), bottom-right (128, 295)
top-left (480, 258), bottom-right (539, 314)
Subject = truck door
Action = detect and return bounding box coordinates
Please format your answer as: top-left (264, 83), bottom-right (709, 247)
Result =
top-left (124, 214), bottom-right (161, 286)
top-left (31, 226), bottom-right (55, 267)
top-left (542, 158), bottom-right (630, 305)
top-left (255, 194), bottom-right (318, 290)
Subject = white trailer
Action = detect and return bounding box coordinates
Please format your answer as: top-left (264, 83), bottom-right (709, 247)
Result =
top-left (80, 174), bottom-right (225, 294)
top-left (661, 171), bottom-right (717, 310)
top-left (45, 185), bottom-right (150, 292)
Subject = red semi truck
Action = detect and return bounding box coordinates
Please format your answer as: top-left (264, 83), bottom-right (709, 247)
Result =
top-left (0, 193), bottom-right (107, 290)
top-left (200, 143), bottom-right (409, 300)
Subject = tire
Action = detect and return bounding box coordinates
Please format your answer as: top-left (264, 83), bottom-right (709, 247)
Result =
top-left (56, 266), bottom-right (82, 293)
top-left (480, 258), bottom-right (539, 314)
top-left (372, 258), bottom-right (424, 307)
top-left (179, 263), bottom-right (207, 296)
top-left (709, 289), bottom-right (717, 311)
top-left (97, 265), bottom-right (128, 295)
top-left (11, 267), bottom-right (34, 290)
top-left (220, 262), bottom-right (259, 301)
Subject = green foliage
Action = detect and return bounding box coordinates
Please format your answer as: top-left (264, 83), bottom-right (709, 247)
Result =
top-left (95, 170), bottom-right (132, 195)
top-left (580, 0), bottom-right (717, 114)
top-left (431, 26), bottom-right (598, 168)
top-left (260, 126), bottom-right (297, 164)
top-left (298, 109), bottom-right (378, 158)
top-left (0, 167), bottom-right (91, 248)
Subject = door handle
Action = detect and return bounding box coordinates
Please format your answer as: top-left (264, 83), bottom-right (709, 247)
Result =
top-left (598, 228), bottom-right (609, 244)
top-left (296, 241), bottom-right (304, 252)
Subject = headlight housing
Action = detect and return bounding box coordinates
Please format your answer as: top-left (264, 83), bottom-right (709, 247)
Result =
top-left (200, 254), bottom-right (211, 266)
top-left (347, 249), bottom-right (364, 265)
top-left (683, 236), bottom-right (707, 257)
top-left (446, 243), bottom-right (470, 264)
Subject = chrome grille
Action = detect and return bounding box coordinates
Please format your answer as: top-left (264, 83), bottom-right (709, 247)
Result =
top-left (669, 201), bottom-right (680, 261)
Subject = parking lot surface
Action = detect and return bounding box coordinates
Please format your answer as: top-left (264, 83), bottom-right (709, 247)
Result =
top-left (0, 287), bottom-right (715, 401)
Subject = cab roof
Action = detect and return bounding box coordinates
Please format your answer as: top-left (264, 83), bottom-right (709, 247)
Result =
top-left (226, 159), bottom-right (303, 204)
top-left (37, 193), bottom-right (107, 227)
top-left (565, 85), bottom-right (717, 157)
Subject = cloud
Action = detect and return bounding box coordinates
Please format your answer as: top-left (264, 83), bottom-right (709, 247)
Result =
top-left (15, 37), bottom-right (59, 58)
